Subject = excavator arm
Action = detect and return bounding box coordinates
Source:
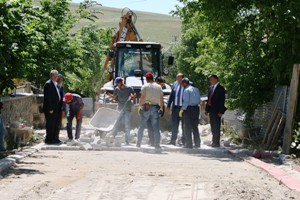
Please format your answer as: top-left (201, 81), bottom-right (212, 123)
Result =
top-left (103, 8), bottom-right (143, 79)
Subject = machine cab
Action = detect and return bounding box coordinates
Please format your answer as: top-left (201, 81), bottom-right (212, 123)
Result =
top-left (114, 41), bottom-right (162, 87)
top-left (101, 41), bottom-right (171, 103)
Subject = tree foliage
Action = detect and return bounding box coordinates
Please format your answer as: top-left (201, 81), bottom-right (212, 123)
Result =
top-left (0, 0), bottom-right (109, 98)
top-left (174, 0), bottom-right (300, 118)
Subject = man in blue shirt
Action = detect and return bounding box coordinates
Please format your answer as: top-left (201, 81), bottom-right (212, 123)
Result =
top-left (179, 78), bottom-right (201, 149)
top-left (107, 77), bottom-right (135, 145)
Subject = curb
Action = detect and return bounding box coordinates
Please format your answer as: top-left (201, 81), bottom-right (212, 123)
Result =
top-left (40, 143), bottom-right (229, 155)
top-left (226, 147), bottom-right (300, 192)
top-left (0, 143), bottom-right (43, 175)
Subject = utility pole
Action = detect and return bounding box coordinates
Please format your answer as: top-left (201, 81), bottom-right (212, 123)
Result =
top-left (282, 64), bottom-right (300, 154)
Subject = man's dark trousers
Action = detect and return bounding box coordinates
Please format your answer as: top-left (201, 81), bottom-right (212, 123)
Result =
top-left (67, 111), bottom-right (83, 140)
top-left (170, 106), bottom-right (182, 143)
top-left (209, 112), bottom-right (221, 145)
top-left (183, 106), bottom-right (200, 148)
top-left (44, 109), bottom-right (59, 143)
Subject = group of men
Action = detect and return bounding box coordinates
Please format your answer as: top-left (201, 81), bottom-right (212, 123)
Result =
top-left (167, 73), bottom-right (226, 148)
top-left (43, 70), bottom-right (84, 145)
top-left (109, 72), bottom-right (226, 149)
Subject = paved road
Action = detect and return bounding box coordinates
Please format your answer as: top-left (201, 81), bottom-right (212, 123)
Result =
top-left (0, 150), bottom-right (300, 200)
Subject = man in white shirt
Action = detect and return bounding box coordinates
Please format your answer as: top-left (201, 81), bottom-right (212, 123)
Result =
top-left (136, 72), bottom-right (164, 149)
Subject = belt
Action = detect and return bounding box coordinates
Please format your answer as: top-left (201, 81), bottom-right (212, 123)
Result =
top-left (145, 101), bottom-right (158, 106)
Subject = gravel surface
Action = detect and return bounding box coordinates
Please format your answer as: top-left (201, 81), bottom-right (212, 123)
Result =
top-left (1, 150), bottom-right (300, 200)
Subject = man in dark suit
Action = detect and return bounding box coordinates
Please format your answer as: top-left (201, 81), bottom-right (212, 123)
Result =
top-left (55, 74), bottom-right (65, 144)
top-left (43, 70), bottom-right (61, 144)
top-left (205, 75), bottom-right (226, 147)
top-left (167, 73), bottom-right (184, 145)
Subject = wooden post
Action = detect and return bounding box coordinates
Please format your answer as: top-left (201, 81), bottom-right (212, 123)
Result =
top-left (282, 64), bottom-right (300, 154)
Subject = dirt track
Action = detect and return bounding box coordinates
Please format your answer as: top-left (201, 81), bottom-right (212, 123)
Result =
top-left (1, 150), bottom-right (300, 200)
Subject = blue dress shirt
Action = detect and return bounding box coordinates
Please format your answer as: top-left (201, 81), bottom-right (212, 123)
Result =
top-left (182, 85), bottom-right (201, 110)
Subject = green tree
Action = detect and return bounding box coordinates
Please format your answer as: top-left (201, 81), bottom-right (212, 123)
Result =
top-left (0, 0), bottom-right (105, 97)
top-left (65, 25), bottom-right (110, 100)
top-left (174, 0), bottom-right (300, 120)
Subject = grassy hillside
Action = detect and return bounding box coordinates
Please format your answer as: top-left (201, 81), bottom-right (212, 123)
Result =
top-left (70, 3), bottom-right (182, 49)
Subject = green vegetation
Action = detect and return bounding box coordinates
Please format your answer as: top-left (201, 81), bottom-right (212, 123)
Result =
top-left (0, 0), bottom-right (181, 97)
top-left (173, 0), bottom-right (300, 123)
top-left (291, 122), bottom-right (300, 156)
top-left (0, 0), bottom-right (107, 97)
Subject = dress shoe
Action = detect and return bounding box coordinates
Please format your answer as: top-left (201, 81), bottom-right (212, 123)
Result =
top-left (208, 143), bottom-right (220, 147)
top-left (44, 140), bottom-right (54, 145)
top-left (167, 141), bottom-right (176, 146)
top-left (53, 139), bottom-right (63, 145)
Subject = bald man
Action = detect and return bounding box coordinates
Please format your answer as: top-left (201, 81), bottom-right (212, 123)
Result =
top-left (43, 70), bottom-right (61, 144)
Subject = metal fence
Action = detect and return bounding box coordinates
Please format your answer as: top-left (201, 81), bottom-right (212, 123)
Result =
top-left (223, 85), bottom-right (289, 136)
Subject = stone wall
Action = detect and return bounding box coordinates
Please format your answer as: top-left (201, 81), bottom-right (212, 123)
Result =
top-left (0, 94), bottom-right (45, 129)
top-left (0, 95), bottom-right (95, 129)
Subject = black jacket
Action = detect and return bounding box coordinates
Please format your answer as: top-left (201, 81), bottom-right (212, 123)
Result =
top-left (205, 84), bottom-right (227, 114)
top-left (43, 80), bottom-right (60, 113)
top-left (167, 81), bottom-right (180, 108)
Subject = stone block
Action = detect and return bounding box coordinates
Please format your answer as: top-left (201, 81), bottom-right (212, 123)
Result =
top-left (105, 136), bottom-right (114, 147)
top-left (91, 136), bottom-right (101, 145)
top-left (79, 137), bottom-right (94, 143)
top-left (31, 105), bottom-right (39, 114)
top-left (91, 143), bottom-right (102, 150)
top-left (9, 127), bottom-right (33, 143)
top-left (114, 136), bottom-right (122, 147)
top-left (223, 140), bottom-right (231, 147)
top-left (35, 95), bottom-right (44, 104)
top-left (80, 143), bottom-right (93, 150)
top-left (41, 146), bottom-right (81, 151)
top-left (84, 131), bottom-right (94, 137)
top-left (33, 114), bottom-right (41, 121)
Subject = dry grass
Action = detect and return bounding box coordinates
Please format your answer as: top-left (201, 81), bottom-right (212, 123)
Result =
top-left (70, 4), bottom-right (182, 48)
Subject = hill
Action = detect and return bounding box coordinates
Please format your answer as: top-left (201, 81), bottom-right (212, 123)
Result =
top-left (69, 3), bottom-right (182, 49)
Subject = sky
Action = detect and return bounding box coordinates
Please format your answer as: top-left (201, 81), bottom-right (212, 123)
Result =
top-left (71, 0), bottom-right (183, 15)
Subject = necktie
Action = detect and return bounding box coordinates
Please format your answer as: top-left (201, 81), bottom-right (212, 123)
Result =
top-left (208, 85), bottom-right (214, 106)
top-left (176, 85), bottom-right (182, 106)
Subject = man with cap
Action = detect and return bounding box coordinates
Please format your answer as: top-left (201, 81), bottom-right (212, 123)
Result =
top-left (136, 72), bottom-right (164, 149)
top-left (55, 74), bottom-right (65, 144)
top-left (43, 69), bottom-right (61, 144)
top-left (64, 93), bottom-right (84, 142)
top-left (147, 76), bottom-right (166, 146)
top-left (107, 77), bottom-right (135, 145)
top-left (179, 78), bottom-right (201, 149)
top-left (167, 73), bottom-right (184, 145)
top-left (0, 102), bottom-right (7, 151)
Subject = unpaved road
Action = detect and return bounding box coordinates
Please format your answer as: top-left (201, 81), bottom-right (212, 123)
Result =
top-left (0, 150), bottom-right (299, 200)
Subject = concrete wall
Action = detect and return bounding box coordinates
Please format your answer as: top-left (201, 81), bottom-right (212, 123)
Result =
top-left (82, 98), bottom-right (94, 117)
